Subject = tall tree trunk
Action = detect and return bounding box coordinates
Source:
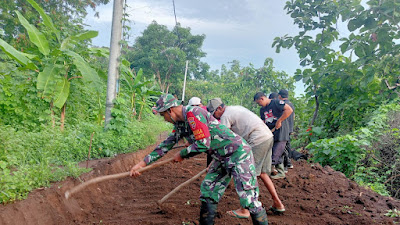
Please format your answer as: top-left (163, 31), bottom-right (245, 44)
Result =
top-left (60, 103), bottom-right (66, 131)
top-left (154, 67), bottom-right (164, 92)
top-left (310, 94), bottom-right (319, 126)
top-left (163, 63), bottom-right (174, 94)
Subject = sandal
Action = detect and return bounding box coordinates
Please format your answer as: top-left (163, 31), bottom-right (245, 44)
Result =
top-left (270, 206), bottom-right (286, 214)
top-left (226, 210), bottom-right (250, 219)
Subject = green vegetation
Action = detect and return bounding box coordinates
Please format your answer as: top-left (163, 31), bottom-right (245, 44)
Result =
top-left (307, 103), bottom-right (400, 196)
top-left (276, 0), bottom-right (400, 198)
top-left (183, 58), bottom-right (295, 112)
top-left (385, 209), bottom-right (400, 218)
top-left (0, 117), bottom-right (170, 203)
top-left (0, 0), bottom-right (170, 204)
top-left (125, 21), bottom-right (207, 95)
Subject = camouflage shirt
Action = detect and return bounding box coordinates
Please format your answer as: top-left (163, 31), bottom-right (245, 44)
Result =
top-left (143, 106), bottom-right (251, 165)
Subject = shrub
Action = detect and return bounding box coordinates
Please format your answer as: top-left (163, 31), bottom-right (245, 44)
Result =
top-left (0, 116), bottom-right (170, 204)
top-left (306, 103), bottom-right (400, 197)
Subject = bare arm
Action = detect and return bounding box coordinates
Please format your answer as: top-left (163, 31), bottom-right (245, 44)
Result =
top-left (130, 160), bottom-right (147, 177)
top-left (275, 104), bottom-right (293, 129)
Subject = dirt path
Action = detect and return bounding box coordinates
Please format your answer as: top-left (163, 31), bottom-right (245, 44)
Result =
top-left (1, 135), bottom-right (400, 225)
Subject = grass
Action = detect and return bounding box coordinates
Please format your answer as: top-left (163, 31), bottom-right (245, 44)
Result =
top-left (0, 116), bottom-right (171, 204)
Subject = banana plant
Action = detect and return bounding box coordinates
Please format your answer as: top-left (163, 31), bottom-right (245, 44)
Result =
top-left (136, 87), bottom-right (161, 120)
top-left (120, 59), bottom-right (161, 120)
top-left (0, 0), bottom-right (102, 130)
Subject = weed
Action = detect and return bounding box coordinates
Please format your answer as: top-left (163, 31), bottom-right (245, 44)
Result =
top-left (385, 209), bottom-right (400, 218)
top-left (340, 205), bottom-right (353, 214)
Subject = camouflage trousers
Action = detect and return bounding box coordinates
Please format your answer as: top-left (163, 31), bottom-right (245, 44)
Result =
top-left (200, 148), bottom-right (264, 214)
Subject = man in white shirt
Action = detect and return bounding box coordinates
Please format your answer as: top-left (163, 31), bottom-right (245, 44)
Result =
top-left (188, 96), bottom-right (207, 110)
top-left (207, 98), bottom-right (285, 218)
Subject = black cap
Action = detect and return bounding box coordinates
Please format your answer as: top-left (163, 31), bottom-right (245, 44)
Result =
top-left (278, 89), bottom-right (289, 98)
top-left (269, 92), bottom-right (279, 99)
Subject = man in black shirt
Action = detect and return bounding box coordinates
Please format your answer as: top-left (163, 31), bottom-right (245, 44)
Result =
top-left (254, 92), bottom-right (293, 179)
top-left (278, 89), bottom-right (295, 172)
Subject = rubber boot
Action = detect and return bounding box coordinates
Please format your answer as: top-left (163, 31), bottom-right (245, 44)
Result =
top-left (199, 200), bottom-right (218, 225)
top-left (250, 208), bottom-right (268, 225)
top-left (283, 148), bottom-right (290, 168)
top-left (284, 143), bottom-right (293, 168)
top-left (271, 163), bottom-right (285, 179)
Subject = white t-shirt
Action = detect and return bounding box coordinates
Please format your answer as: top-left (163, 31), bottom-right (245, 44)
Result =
top-left (220, 105), bottom-right (273, 147)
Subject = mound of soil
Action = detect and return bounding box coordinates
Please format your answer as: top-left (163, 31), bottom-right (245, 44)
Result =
top-left (1, 134), bottom-right (400, 225)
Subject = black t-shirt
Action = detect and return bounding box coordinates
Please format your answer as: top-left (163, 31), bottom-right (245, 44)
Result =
top-left (259, 99), bottom-right (290, 141)
top-left (260, 99), bottom-right (285, 128)
top-left (284, 99), bottom-right (295, 133)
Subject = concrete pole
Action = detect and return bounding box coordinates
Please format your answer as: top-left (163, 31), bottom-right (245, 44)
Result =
top-left (105, 0), bottom-right (124, 128)
top-left (181, 60), bottom-right (189, 103)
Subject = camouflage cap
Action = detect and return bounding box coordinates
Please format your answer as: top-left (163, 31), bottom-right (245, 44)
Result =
top-left (155, 94), bottom-right (180, 112)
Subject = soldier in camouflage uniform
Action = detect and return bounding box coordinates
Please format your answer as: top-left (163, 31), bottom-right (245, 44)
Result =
top-left (130, 94), bottom-right (268, 225)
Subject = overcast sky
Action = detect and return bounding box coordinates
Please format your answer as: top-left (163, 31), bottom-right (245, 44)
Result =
top-left (84, 0), bottom-right (305, 96)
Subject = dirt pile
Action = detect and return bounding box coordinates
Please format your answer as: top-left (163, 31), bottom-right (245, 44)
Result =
top-left (1, 136), bottom-right (399, 225)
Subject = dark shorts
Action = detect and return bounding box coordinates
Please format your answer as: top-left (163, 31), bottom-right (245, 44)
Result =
top-left (271, 141), bottom-right (287, 165)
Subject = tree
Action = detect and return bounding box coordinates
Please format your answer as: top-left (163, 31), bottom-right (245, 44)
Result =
top-left (185, 58), bottom-right (295, 112)
top-left (273, 0), bottom-right (400, 135)
top-left (125, 21), bottom-right (206, 95)
top-left (271, 1), bottom-right (400, 199)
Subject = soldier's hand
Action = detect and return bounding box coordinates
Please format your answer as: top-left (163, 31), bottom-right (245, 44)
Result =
top-left (173, 152), bottom-right (184, 162)
top-left (130, 161), bottom-right (146, 177)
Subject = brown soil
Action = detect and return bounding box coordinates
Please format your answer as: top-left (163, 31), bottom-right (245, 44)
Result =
top-left (1, 133), bottom-right (400, 225)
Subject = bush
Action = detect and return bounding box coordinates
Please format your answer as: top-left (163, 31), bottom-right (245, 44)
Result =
top-left (306, 103), bottom-right (400, 197)
top-left (0, 116), bottom-right (170, 204)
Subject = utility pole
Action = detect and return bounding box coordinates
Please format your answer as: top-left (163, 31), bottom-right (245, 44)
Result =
top-left (105, 0), bottom-right (124, 128)
top-left (181, 60), bottom-right (189, 103)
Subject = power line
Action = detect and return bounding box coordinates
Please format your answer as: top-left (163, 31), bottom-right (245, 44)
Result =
top-left (172, 0), bottom-right (181, 45)
top-left (172, 0), bottom-right (178, 26)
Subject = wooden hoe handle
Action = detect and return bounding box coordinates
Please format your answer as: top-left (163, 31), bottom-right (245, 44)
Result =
top-left (157, 168), bottom-right (207, 205)
top-left (65, 157), bottom-right (175, 199)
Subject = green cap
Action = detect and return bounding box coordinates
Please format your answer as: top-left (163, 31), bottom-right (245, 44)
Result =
top-left (155, 94), bottom-right (180, 112)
